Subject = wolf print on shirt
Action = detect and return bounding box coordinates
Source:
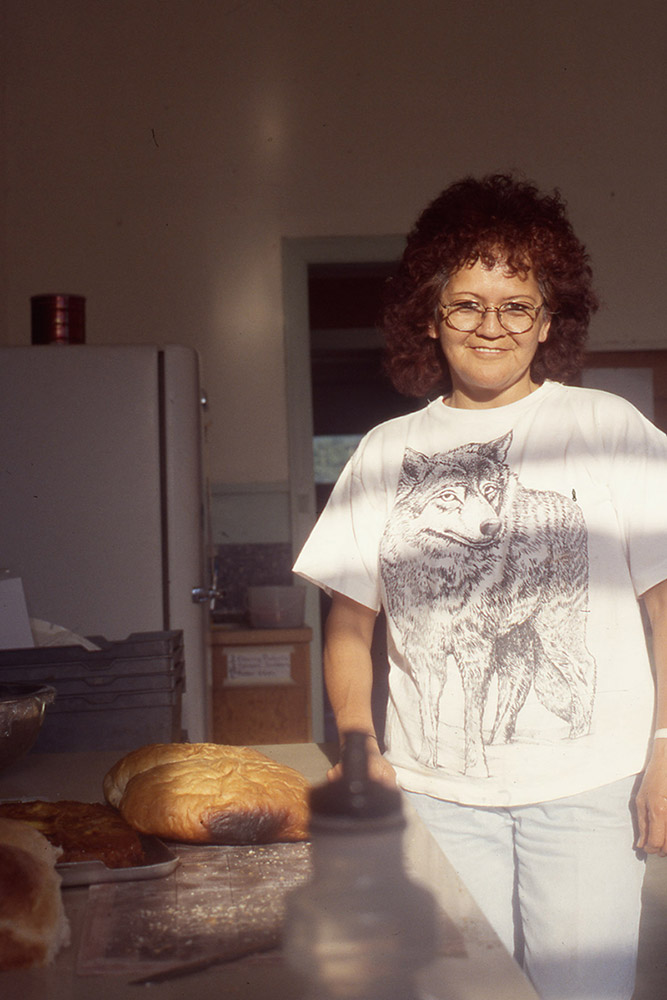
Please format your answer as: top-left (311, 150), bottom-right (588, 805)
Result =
top-left (379, 432), bottom-right (597, 778)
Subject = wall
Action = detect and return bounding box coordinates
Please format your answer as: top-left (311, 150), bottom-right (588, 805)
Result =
top-left (1, 0), bottom-right (666, 497)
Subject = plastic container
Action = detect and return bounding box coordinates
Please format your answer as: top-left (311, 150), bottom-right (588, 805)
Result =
top-left (246, 585), bottom-right (306, 629)
top-left (283, 732), bottom-right (438, 1000)
top-left (0, 683), bottom-right (56, 770)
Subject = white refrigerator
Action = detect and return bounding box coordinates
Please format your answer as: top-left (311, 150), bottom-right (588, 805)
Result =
top-left (0, 344), bottom-right (213, 741)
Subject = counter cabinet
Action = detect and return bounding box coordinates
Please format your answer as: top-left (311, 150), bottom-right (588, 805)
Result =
top-left (211, 626), bottom-right (313, 745)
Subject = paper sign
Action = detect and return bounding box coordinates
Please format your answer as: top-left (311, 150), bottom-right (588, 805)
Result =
top-left (224, 646), bottom-right (294, 686)
top-left (0, 574), bottom-right (35, 649)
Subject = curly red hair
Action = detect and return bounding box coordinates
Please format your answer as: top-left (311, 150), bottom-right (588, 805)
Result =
top-left (383, 173), bottom-right (599, 397)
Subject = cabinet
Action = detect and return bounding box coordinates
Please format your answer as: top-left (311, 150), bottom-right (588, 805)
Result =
top-left (211, 626), bottom-right (312, 744)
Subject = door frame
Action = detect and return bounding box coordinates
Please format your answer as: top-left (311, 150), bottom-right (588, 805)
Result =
top-left (281, 234), bottom-right (405, 741)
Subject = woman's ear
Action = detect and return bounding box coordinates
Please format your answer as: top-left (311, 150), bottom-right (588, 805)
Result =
top-left (538, 314), bottom-right (551, 344)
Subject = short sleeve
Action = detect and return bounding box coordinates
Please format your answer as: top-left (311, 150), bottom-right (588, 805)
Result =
top-left (293, 430), bottom-right (397, 611)
top-left (600, 398), bottom-right (667, 596)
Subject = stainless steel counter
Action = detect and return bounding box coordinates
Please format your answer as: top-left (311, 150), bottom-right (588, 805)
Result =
top-left (0, 745), bottom-right (538, 999)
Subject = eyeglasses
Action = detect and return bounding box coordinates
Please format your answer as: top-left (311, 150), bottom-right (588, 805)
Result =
top-left (439, 300), bottom-right (547, 334)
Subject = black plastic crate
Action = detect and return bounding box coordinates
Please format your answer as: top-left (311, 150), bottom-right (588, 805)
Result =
top-left (0, 630), bottom-right (184, 685)
top-left (33, 686), bottom-right (184, 752)
top-left (0, 630), bottom-right (186, 752)
top-left (20, 662), bottom-right (185, 697)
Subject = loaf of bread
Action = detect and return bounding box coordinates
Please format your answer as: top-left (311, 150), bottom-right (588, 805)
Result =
top-left (103, 743), bottom-right (310, 844)
top-left (0, 818), bottom-right (71, 969)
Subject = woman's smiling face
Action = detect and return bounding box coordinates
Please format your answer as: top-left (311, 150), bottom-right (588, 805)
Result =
top-left (429, 258), bottom-right (551, 409)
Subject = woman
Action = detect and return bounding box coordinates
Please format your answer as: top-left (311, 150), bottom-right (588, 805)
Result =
top-left (293, 173), bottom-right (667, 1000)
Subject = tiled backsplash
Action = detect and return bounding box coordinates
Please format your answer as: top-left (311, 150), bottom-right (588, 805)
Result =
top-left (209, 481), bottom-right (296, 622)
top-left (213, 542), bottom-right (295, 623)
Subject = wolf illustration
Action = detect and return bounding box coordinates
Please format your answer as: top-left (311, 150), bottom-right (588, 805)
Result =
top-left (379, 432), bottom-right (596, 778)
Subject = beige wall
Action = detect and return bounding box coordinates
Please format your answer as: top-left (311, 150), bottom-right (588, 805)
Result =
top-left (1, 0), bottom-right (666, 486)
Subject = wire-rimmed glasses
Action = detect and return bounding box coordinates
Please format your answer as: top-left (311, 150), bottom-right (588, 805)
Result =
top-left (439, 300), bottom-right (547, 334)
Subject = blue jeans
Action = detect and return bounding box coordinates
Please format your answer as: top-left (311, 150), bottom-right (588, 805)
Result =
top-left (404, 776), bottom-right (645, 1000)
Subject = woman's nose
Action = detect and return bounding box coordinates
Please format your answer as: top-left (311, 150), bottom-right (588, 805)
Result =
top-left (477, 309), bottom-right (504, 337)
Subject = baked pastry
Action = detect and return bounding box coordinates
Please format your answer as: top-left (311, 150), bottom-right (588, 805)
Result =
top-left (0, 818), bottom-right (70, 969)
top-left (0, 800), bottom-right (145, 868)
top-left (103, 743), bottom-right (310, 844)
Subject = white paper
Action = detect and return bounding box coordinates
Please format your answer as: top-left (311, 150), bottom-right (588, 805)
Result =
top-left (0, 574), bottom-right (35, 649)
top-left (30, 618), bottom-right (100, 650)
top-left (224, 647), bottom-right (294, 686)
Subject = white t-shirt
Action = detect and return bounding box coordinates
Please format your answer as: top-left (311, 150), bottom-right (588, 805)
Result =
top-left (294, 382), bottom-right (667, 806)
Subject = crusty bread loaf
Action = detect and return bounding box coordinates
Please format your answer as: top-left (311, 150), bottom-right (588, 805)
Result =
top-left (0, 818), bottom-right (70, 969)
top-left (103, 743), bottom-right (310, 844)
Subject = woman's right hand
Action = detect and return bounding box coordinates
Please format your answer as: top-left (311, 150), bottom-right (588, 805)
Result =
top-left (327, 736), bottom-right (398, 788)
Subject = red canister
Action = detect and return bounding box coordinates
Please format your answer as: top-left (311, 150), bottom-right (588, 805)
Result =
top-left (31, 294), bottom-right (86, 344)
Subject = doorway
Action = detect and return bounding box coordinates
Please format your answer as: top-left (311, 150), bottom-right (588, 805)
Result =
top-left (282, 235), bottom-right (407, 742)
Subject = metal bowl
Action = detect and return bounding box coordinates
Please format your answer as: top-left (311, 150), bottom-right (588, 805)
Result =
top-left (0, 683), bottom-right (56, 770)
